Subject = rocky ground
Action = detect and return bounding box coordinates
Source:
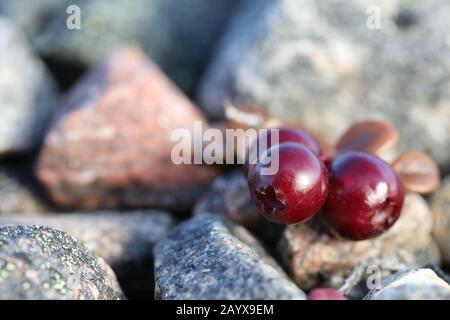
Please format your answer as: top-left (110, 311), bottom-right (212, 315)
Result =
top-left (1, 0), bottom-right (450, 300)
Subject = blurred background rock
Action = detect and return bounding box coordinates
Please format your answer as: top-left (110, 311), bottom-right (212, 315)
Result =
top-left (0, 0), bottom-right (243, 93)
top-left (198, 0), bottom-right (450, 173)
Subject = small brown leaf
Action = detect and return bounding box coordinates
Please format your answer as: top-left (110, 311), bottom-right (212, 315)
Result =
top-left (224, 102), bottom-right (283, 129)
top-left (335, 120), bottom-right (399, 156)
top-left (307, 130), bottom-right (334, 158)
top-left (393, 151), bottom-right (441, 194)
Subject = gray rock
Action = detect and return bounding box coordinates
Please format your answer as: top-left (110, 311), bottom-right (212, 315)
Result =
top-left (193, 170), bottom-right (284, 245)
top-left (0, 225), bottom-right (124, 299)
top-left (365, 268), bottom-right (450, 300)
top-left (0, 0), bottom-right (64, 31)
top-left (0, 16), bottom-right (58, 156)
top-left (154, 214), bottom-right (305, 300)
top-left (430, 176), bottom-right (450, 266)
top-left (199, 0), bottom-right (450, 169)
top-left (0, 169), bottom-right (48, 215)
top-left (0, 0), bottom-right (242, 92)
top-left (194, 171), bottom-right (258, 226)
top-left (0, 210), bottom-right (174, 299)
top-left (280, 193), bottom-right (440, 291)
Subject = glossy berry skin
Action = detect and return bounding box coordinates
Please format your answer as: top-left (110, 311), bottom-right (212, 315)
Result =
top-left (245, 128), bottom-right (321, 176)
top-left (247, 143), bottom-right (328, 224)
top-left (322, 151), bottom-right (404, 240)
top-left (252, 127), bottom-right (321, 156)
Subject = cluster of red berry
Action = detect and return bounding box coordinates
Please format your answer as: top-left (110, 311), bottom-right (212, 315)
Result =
top-left (246, 122), bottom-right (415, 241)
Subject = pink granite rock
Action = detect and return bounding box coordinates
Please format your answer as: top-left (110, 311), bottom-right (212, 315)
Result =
top-left (37, 47), bottom-right (219, 210)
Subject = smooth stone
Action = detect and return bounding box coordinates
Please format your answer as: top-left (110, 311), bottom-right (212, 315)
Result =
top-left (154, 214), bottom-right (306, 300)
top-left (0, 16), bottom-right (58, 156)
top-left (365, 268), bottom-right (450, 300)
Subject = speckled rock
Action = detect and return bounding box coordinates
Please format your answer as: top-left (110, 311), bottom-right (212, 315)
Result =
top-left (280, 193), bottom-right (440, 291)
top-left (154, 214), bottom-right (306, 300)
top-left (199, 0), bottom-right (450, 168)
top-left (0, 210), bottom-right (174, 298)
top-left (431, 176), bottom-right (450, 266)
top-left (365, 268), bottom-right (450, 300)
top-left (0, 169), bottom-right (47, 214)
top-left (193, 170), bottom-right (283, 244)
top-left (0, 0), bottom-right (242, 92)
top-left (0, 225), bottom-right (124, 299)
top-left (36, 47), bottom-right (219, 211)
top-left (0, 16), bottom-right (58, 156)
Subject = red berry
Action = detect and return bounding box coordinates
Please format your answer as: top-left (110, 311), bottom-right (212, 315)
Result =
top-left (322, 151), bottom-right (404, 240)
top-left (308, 288), bottom-right (348, 300)
top-left (247, 143), bottom-right (329, 224)
top-left (245, 128), bottom-right (321, 176)
top-left (252, 127), bottom-right (321, 156)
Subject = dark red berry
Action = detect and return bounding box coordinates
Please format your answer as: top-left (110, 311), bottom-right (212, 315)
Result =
top-left (252, 127), bottom-right (321, 156)
top-left (320, 154), bottom-right (334, 170)
top-left (322, 151), bottom-right (404, 240)
top-left (245, 128), bottom-right (321, 176)
top-left (308, 288), bottom-right (348, 300)
top-left (247, 143), bottom-right (329, 224)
